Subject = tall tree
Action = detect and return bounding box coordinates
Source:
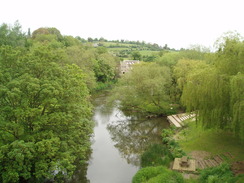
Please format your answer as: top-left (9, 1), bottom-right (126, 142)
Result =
top-left (113, 62), bottom-right (172, 115)
top-left (181, 34), bottom-right (244, 140)
top-left (0, 21), bottom-right (26, 47)
top-left (0, 45), bottom-right (93, 182)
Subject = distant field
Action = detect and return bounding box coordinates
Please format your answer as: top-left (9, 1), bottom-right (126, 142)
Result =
top-left (94, 40), bottom-right (163, 60)
top-left (109, 47), bottom-right (131, 51)
top-left (99, 42), bottom-right (135, 48)
top-left (139, 50), bottom-right (159, 56)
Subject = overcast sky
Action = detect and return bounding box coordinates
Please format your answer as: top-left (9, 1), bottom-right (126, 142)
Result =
top-left (1, 0), bottom-right (243, 49)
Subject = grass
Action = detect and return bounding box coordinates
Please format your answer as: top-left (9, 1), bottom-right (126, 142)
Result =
top-left (178, 121), bottom-right (244, 162)
top-left (99, 41), bottom-right (135, 47)
top-left (109, 47), bottom-right (130, 51)
top-left (139, 50), bottom-right (159, 56)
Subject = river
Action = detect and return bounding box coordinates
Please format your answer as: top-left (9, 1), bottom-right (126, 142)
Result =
top-left (76, 92), bottom-right (170, 183)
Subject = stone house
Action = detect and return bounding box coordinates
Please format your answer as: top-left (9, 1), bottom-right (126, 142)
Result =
top-left (120, 60), bottom-right (140, 75)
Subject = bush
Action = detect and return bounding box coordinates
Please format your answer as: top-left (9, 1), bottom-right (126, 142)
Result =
top-left (132, 166), bottom-right (164, 183)
top-left (199, 163), bottom-right (237, 183)
top-left (132, 166), bottom-right (184, 183)
top-left (147, 171), bottom-right (185, 183)
top-left (161, 128), bottom-right (186, 158)
top-left (93, 81), bottom-right (115, 91)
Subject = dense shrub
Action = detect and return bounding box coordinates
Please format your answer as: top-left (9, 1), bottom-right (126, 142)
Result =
top-left (132, 166), bottom-right (184, 183)
top-left (162, 128), bottom-right (186, 158)
top-left (199, 163), bottom-right (238, 183)
top-left (147, 170), bottom-right (185, 183)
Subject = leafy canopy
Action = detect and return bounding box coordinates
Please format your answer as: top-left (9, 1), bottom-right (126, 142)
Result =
top-left (180, 33), bottom-right (244, 141)
top-left (112, 62), bottom-right (173, 115)
top-left (0, 45), bottom-right (93, 182)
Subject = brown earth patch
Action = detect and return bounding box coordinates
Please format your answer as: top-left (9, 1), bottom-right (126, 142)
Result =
top-left (231, 161), bottom-right (244, 176)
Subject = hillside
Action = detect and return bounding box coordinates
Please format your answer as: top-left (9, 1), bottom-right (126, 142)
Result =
top-left (81, 38), bottom-right (175, 61)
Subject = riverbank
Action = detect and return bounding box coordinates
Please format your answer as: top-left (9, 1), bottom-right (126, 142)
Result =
top-left (176, 120), bottom-right (244, 182)
top-left (132, 117), bottom-right (244, 182)
top-left (177, 120), bottom-right (244, 162)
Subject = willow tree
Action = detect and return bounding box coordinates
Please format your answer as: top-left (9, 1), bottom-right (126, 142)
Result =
top-left (230, 73), bottom-right (244, 140)
top-left (173, 59), bottom-right (209, 91)
top-left (181, 33), bottom-right (244, 140)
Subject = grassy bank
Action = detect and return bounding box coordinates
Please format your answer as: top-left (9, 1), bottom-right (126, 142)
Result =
top-left (177, 121), bottom-right (244, 162)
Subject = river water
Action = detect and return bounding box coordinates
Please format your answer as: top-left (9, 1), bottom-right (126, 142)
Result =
top-left (85, 93), bottom-right (169, 183)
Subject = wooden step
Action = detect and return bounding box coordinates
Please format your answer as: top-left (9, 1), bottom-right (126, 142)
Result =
top-left (167, 116), bottom-right (181, 128)
top-left (182, 116), bottom-right (188, 120)
top-left (204, 160), bottom-right (212, 168)
top-left (213, 155), bottom-right (223, 164)
top-left (206, 159), bottom-right (216, 167)
top-left (172, 115), bottom-right (183, 125)
top-left (176, 114), bottom-right (184, 121)
top-left (210, 159), bottom-right (219, 166)
top-left (200, 160), bottom-right (208, 169)
top-left (223, 152), bottom-right (234, 159)
top-left (197, 160), bottom-right (205, 169)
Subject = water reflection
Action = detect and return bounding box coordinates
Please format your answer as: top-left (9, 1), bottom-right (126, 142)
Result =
top-left (73, 92), bottom-right (170, 183)
top-left (87, 95), bottom-right (138, 183)
top-left (69, 162), bottom-right (90, 183)
top-left (107, 109), bottom-right (169, 166)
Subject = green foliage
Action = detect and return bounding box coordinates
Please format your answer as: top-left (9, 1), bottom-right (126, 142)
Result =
top-left (139, 128), bottom-right (185, 172)
top-left (230, 73), bottom-right (244, 140)
top-left (199, 163), bottom-right (237, 183)
top-left (0, 22), bottom-right (120, 182)
top-left (173, 59), bottom-right (209, 91)
top-left (161, 128), bottom-right (186, 158)
top-left (157, 51), bottom-right (181, 67)
top-left (133, 166), bottom-right (163, 183)
top-left (94, 53), bottom-right (118, 82)
top-left (0, 21), bottom-right (26, 47)
top-left (178, 121), bottom-right (244, 162)
top-left (65, 45), bottom-right (97, 90)
top-left (180, 34), bottom-right (244, 140)
top-left (132, 166), bottom-right (184, 183)
top-left (0, 45), bottom-right (93, 182)
top-left (140, 144), bottom-right (172, 168)
top-left (146, 171), bottom-right (185, 183)
top-left (131, 51), bottom-right (142, 60)
top-left (93, 81), bottom-right (116, 92)
top-left (180, 45), bottom-right (209, 61)
top-left (112, 62), bottom-right (173, 115)
top-left (32, 27), bottom-right (62, 41)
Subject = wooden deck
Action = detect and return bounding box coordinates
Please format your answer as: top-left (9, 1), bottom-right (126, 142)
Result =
top-left (196, 153), bottom-right (234, 169)
top-left (172, 152), bottom-right (234, 172)
top-left (167, 113), bottom-right (195, 128)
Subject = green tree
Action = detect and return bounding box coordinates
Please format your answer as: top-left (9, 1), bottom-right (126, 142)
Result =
top-left (173, 59), bottom-right (209, 91)
top-left (0, 45), bottom-right (93, 182)
top-left (113, 62), bottom-right (172, 115)
top-left (32, 27), bottom-right (62, 41)
top-left (94, 52), bottom-right (119, 82)
top-left (181, 34), bottom-right (244, 140)
top-left (131, 51), bottom-right (141, 60)
top-left (65, 45), bottom-right (97, 90)
top-left (0, 21), bottom-right (26, 47)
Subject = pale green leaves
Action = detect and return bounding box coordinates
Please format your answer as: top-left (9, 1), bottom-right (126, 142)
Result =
top-left (113, 62), bottom-right (172, 115)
